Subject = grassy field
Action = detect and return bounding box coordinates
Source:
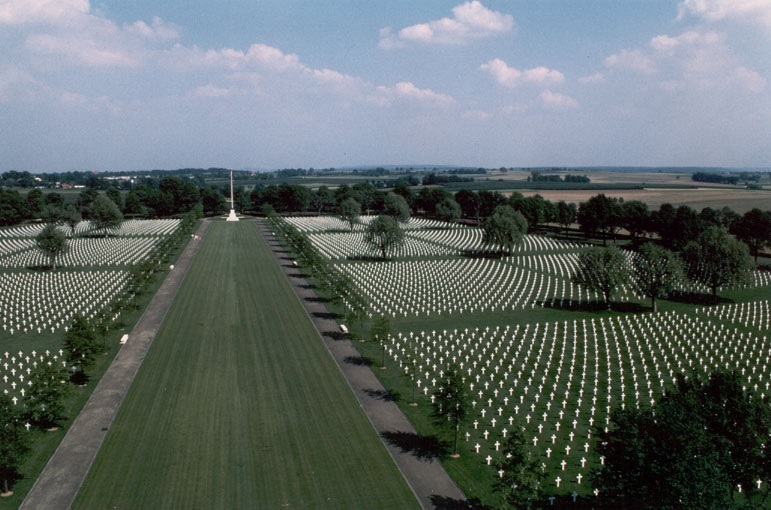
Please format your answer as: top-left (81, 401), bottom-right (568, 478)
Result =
top-left (71, 221), bottom-right (418, 510)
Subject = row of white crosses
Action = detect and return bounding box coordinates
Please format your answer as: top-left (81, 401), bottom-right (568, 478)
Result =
top-left (0, 219), bottom-right (180, 239)
top-left (336, 257), bottom-right (603, 318)
top-left (1, 237), bottom-right (162, 269)
top-left (1, 350), bottom-right (67, 406)
top-left (0, 270), bottom-right (129, 335)
top-left (386, 305), bottom-right (769, 495)
top-left (285, 215), bottom-right (451, 234)
top-left (698, 299), bottom-right (771, 332)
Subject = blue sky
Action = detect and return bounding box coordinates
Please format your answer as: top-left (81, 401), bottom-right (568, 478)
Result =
top-left (1, 0), bottom-right (769, 172)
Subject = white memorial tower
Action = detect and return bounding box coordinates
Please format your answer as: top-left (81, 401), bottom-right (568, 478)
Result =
top-left (226, 170), bottom-right (239, 221)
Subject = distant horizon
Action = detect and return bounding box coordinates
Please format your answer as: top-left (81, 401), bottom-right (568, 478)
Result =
top-left (16, 164), bottom-right (771, 175)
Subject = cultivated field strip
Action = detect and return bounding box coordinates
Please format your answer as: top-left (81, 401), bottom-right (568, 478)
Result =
top-left (387, 305), bottom-right (770, 493)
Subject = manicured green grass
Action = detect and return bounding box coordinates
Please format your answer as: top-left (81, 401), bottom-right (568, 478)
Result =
top-left (72, 221), bottom-right (418, 510)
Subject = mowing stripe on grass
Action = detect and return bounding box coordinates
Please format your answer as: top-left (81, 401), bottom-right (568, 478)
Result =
top-left (72, 221), bottom-right (419, 509)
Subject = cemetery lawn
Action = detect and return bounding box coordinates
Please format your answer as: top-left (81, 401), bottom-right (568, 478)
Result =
top-left (72, 221), bottom-right (419, 510)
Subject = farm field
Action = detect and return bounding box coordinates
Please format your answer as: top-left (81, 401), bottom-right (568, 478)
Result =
top-left (71, 221), bottom-right (419, 510)
top-left (521, 187), bottom-right (771, 215)
top-left (277, 214), bottom-right (771, 506)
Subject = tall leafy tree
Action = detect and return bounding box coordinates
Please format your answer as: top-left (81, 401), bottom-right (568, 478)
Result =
top-left (64, 315), bottom-right (100, 384)
top-left (364, 215), bottom-right (404, 259)
top-left (35, 223), bottom-right (68, 270)
top-left (571, 245), bottom-right (628, 309)
top-left (730, 208), bottom-right (771, 264)
top-left (482, 205), bottom-right (528, 255)
top-left (682, 226), bottom-right (752, 299)
top-left (493, 424), bottom-right (544, 510)
top-left (383, 192), bottom-right (411, 223)
top-left (633, 243), bottom-right (684, 312)
top-left (556, 200), bottom-right (577, 238)
top-left (0, 393), bottom-right (28, 496)
top-left (339, 197), bottom-right (361, 232)
top-left (25, 188), bottom-right (45, 218)
top-left (593, 372), bottom-right (771, 510)
top-left (88, 193), bottom-right (123, 236)
top-left (577, 194), bottom-right (624, 244)
top-left (621, 200), bottom-right (650, 241)
top-left (431, 364), bottom-right (470, 457)
top-left (60, 203), bottom-right (82, 237)
top-left (435, 197), bottom-right (461, 223)
top-left (24, 361), bottom-right (67, 430)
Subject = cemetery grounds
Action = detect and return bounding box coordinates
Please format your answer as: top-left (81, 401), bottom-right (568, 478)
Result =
top-left (70, 221), bottom-right (419, 509)
top-left (0, 219), bottom-right (187, 508)
top-left (276, 214), bottom-right (771, 507)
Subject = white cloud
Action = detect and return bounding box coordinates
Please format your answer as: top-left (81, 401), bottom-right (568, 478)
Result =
top-left (604, 49), bottom-right (656, 74)
top-left (192, 84), bottom-right (230, 98)
top-left (371, 81), bottom-right (455, 107)
top-left (677, 0), bottom-right (771, 28)
top-left (379, 1), bottom-right (514, 48)
top-left (539, 90), bottom-right (579, 109)
top-left (0, 0), bottom-right (89, 25)
top-left (480, 58), bottom-right (564, 87)
top-left (579, 72), bottom-right (605, 84)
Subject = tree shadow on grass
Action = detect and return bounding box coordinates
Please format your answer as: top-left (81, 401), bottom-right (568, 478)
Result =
top-left (667, 292), bottom-right (734, 305)
top-left (362, 387), bottom-right (399, 402)
top-left (536, 300), bottom-right (648, 313)
top-left (297, 283), bottom-right (317, 290)
top-left (461, 250), bottom-right (507, 259)
top-left (312, 311), bottom-right (343, 320)
top-left (305, 296), bottom-right (332, 304)
top-left (344, 355), bottom-right (373, 366)
top-left (429, 495), bottom-right (487, 510)
top-left (380, 431), bottom-right (448, 461)
top-left (323, 331), bottom-right (349, 341)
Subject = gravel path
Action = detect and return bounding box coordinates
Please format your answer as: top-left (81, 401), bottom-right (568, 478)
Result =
top-left (256, 219), bottom-right (470, 510)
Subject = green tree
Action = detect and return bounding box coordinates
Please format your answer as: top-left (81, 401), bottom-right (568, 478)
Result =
top-left (621, 200), bottom-right (650, 241)
top-left (383, 192), bottom-right (411, 223)
top-left (60, 203), bottom-right (81, 237)
top-left (572, 245), bottom-right (628, 309)
top-left (0, 393), bottom-right (28, 496)
top-left (88, 194), bottom-right (123, 236)
top-left (730, 208), bottom-right (771, 264)
top-left (482, 205), bottom-right (528, 255)
top-left (682, 226), bottom-right (752, 299)
top-left (577, 194), bottom-right (624, 244)
top-left (556, 200), bottom-right (577, 238)
top-left (311, 185), bottom-right (335, 214)
top-left (64, 315), bottom-right (100, 384)
top-left (493, 425), bottom-right (544, 510)
top-left (106, 187), bottom-right (123, 210)
top-left (364, 215), bottom-right (404, 259)
top-left (201, 187), bottom-right (226, 216)
top-left (24, 361), bottom-right (67, 430)
top-left (0, 188), bottom-right (26, 226)
top-left (633, 243), bottom-right (684, 312)
top-left (35, 223), bottom-right (68, 270)
top-left (25, 188), bottom-right (45, 218)
top-left (593, 372), bottom-right (771, 510)
top-left (431, 364), bottom-right (470, 457)
top-left (435, 197), bottom-right (461, 223)
top-left (339, 197), bottom-right (361, 232)
top-left (371, 315), bottom-right (392, 369)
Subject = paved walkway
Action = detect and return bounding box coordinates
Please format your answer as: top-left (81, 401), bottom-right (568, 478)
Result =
top-left (256, 219), bottom-right (470, 510)
top-left (19, 221), bottom-right (210, 510)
